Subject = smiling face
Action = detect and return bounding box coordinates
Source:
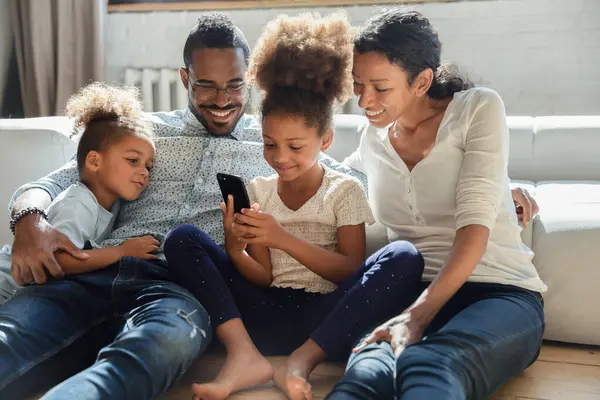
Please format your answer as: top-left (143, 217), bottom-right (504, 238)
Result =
top-left (261, 114), bottom-right (332, 182)
top-left (88, 133), bottom-right (155, 203)
top-left (352, 51), bottom-right (425, 128)
top-left (180, 47), bottom-right (249, 136)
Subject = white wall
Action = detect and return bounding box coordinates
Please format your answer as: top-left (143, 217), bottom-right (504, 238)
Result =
top-left (0, 0), bottom-right (13, 111)
top-left (106, 0), bottom-right (600, 116)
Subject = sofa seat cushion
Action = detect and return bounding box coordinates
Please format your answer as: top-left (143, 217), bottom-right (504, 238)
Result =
top-left (531, 181), bottom-right (600, 345)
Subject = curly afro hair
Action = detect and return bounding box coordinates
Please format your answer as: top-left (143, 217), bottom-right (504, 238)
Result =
top-left (247, 12), bottom-right (354, 134)
top-left (64, 82), bottom-right (152, 173)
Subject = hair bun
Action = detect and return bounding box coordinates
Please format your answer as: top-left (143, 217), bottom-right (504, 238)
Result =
top-left (247, 12), bottom-right (354, 104)
top-left (64, 82), bottom-right (143, 130)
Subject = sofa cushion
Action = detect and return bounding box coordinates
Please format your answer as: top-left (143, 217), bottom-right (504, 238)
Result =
top-left (506, 117), bottom-right (535, 181)
top-left (531, 181), bottom-right (600, 345)
top-left (0, 118), bottom-right (75, 245)
top-left (532, 116), bottom-right (600, 182)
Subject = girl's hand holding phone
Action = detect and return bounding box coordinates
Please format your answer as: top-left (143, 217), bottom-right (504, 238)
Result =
top-left (231, 207), bottom-right (288, 249)
top-left (220, 195), bottom-right (247, 255)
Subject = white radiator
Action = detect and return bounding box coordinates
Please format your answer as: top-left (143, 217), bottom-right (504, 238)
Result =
top-left (124, 68), bottom-right (187, 112)
top-left (123, 67), bottom-right (360, 114)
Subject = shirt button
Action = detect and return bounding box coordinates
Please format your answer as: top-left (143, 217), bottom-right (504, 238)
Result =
top-left (408, 204), bottom-right (413, 210)
top-left (198, 178), bottom-right (204, 184)
top-left (204, 150), bottom-right (211, 156)
top-left (408, 188), bottom-right (412, 194)
top-left (416, 216), bottom-right (421, 222)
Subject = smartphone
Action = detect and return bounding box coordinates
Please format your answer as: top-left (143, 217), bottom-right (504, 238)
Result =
top-left (216, 173), bottom-right (251, 214)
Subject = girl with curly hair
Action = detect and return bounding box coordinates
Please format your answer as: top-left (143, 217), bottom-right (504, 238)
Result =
top-left (164, 13), bottom-right (425, 400)
top-left (1, 83), bottom-right (158, 304)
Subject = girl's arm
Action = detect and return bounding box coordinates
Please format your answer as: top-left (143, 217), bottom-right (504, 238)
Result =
top-left (221, 195), bottom-right (273, 288)
top-left (228, 244), bottom-right (273, 288)
top-left (234, 177), bottom-right (372, 284)
top-left (276, 224), bottom-right (366, 284)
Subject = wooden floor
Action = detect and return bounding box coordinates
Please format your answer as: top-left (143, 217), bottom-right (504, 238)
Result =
top-left (161, 342), bottom-right (600, 400)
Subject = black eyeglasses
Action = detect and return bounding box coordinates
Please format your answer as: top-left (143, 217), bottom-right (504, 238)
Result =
top-left (190, 81), bottom-right (248, 100)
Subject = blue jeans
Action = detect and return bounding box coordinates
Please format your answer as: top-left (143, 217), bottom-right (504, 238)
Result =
top-left (0, 257), bottom-right (212, 400)
top-left (164, 224), bottom-right (425, 359)
top-left (326, 282), bottom-right (545, 400)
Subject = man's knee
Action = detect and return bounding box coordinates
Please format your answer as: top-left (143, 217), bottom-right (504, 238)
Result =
top-left (107, 300), bottom-right (212, 372)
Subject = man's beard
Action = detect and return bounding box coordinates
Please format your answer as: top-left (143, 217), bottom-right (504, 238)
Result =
top-left (187, 99), bottom-right (247, 136)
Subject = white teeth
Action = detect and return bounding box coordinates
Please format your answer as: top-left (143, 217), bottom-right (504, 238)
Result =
top-left (365, 109), bottom-right (384, 117)
top-left (208, 109), bottom-right (233, 117)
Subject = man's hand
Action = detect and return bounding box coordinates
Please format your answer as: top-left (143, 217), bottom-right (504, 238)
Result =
top-left (511, 187), bottom-right (539, 227)
top-left (11, 214), bottom-right (88, 285)
top-left (119, 236), bottom-right (160, 260)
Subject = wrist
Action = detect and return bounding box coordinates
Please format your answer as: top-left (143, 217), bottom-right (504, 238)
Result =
top-left (12, 211), bottom-right (46, 235)
top-left (406, 292), bottom-right (443, 326)
top-left (274, 229), bottom-right (294, 251)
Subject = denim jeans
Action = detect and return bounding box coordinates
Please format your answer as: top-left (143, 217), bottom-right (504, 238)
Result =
top-left (0, 257), bottom-right (212, 400)
top-left (164, 224), bottom-right (425, 359)
top-left (326, 282), bottom-right (545, 400)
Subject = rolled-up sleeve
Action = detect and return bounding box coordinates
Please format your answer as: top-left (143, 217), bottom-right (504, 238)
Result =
top-left (455, 89), bottom-right (508, 231)
top-left (8, 158), bottom-right (80, 212)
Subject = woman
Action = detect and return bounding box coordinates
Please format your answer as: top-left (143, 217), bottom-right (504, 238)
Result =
top-left (327, 9), bottom-right (547, 400)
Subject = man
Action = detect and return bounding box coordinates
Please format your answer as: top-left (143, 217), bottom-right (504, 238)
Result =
top-left (0, 12), bottom-right (538, 400)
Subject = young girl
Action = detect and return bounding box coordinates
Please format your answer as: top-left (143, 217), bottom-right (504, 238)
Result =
top-left (1, 83), bottom-right (159, 303)
top-left (164, 13), bottom-right (425, 400)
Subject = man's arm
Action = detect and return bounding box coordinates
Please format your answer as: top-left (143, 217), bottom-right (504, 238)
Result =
top-left (9, 159), bottom-right (87, 285)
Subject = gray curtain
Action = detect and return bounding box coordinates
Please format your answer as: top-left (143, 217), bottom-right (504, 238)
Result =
top-left (10, 0), bottom-right (106, 117)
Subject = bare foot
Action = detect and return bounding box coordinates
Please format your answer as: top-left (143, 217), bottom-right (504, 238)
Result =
top-left (192, 347), bottom-right (273, 400)
top-left (273, 362), bottom-right (313, 400)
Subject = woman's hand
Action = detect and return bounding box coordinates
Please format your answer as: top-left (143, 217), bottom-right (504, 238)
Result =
top-left (352, 311), bottom-right (426, 358)
top-left (220, 195), bottom-right (247, 255)
top-left (231, 208), bottom-right (288, 249)
top-left (511, 187), bottom-right (539, 227)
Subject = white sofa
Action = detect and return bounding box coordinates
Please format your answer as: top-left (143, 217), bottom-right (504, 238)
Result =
top-left (1, 114), bottom-right (600, 349)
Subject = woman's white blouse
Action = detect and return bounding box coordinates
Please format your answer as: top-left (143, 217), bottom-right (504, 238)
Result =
top-left (344, 87), bottom-right (547, 293)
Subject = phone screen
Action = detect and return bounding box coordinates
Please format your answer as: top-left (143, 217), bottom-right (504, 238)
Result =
top-left (216, 173), bottom-right (251, 214)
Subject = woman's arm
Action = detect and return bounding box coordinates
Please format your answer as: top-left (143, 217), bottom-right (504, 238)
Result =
top-left (404, 225), bottom-right (489, 326)
top-left (355, 89), bottom-right (509, 353)
top-left (408, 89), bottom-right (508, 326)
